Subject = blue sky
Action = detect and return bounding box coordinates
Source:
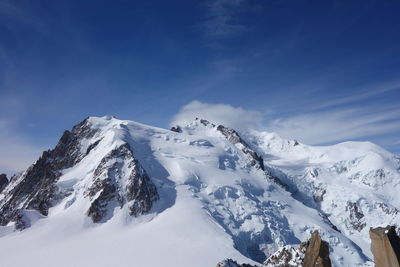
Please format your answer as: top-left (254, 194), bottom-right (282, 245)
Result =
top-left (0, 0), bottom-right (400, 174)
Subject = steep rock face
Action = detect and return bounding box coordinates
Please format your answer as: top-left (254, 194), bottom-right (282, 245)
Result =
top-left (0, 118), bottom-right (98, 229)
top-left (0, 174), bottom-right (8, 192)
top-left (85, 143), bottom-right (158, 222)
top-left (0, 117), bottom-right (159, 228)
top-left (303, 231), bottom-right (331, 267)
top-left (370, 226), bottom-right (400, 267)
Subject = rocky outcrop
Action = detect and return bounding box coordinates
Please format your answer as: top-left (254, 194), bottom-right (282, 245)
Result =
top-left (170, 126), bottom-right (182, 133)
top-left (264, 243), bottom-right (308, 267)
top-left (196, 119), bottom-right (293, 192)
top-left (346, 201), bottom-right (366, 232)
top-left (377, 202), bottom-right (399, 216)
top-left (220, 231), bottom-right (332, 267)
top-left (303, 231), bottom-right (331, 267)
top-left (216, 259), bottom-right (257, 267)
top-left (0, 173), bottom-right (8, 192)
top-left (370, 226), bottom-right (400, 267)
top-left (215, 123), bottom-right (265, 171)
top-left (0, 118), bottom-right (99, 229)
top-left (194, 118), bottom-right (265, 171)
top-left (85, 143), bottom-right (158, 222)
top-left (263, 230), bottom-right (331, 267)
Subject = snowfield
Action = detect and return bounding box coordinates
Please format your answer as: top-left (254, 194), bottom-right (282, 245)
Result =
top-left (0, 116), bottom-right (399, 266)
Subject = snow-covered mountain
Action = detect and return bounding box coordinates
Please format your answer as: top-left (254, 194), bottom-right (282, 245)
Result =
top-left (0, 116), bottom-right (399, 267)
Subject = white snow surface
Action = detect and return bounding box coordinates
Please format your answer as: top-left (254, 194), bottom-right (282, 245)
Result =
top-left (0, 116), bottom-right (399, 267)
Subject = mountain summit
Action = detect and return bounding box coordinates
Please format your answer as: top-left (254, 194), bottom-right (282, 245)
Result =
top-left (0, 116), bottom-right (399, 267)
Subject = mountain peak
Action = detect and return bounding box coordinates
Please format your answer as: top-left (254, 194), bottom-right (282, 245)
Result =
top-left (0, 116), bottom-right (159, 229)
top-left (0, 116), bottom-right (398, 266)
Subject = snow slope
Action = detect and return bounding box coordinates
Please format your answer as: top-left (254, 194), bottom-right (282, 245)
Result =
top-left (244, 130), bottom-right (400, 260)
top-left (0, 116), bottom-right (399, 266)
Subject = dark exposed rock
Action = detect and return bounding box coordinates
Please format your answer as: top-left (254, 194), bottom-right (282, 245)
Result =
top-left (194, 118), bottom-right (265, 171)
top-left (192, 118), bottom-right (266, 171)
top-left (346, 201), bottom-right (366, 231)
top-left (86, 138), bottom-right (102, 155)
top-left (313, 188), bottom-right (326, 203)
top-left (267, 174), bottom-right (290, 191)
top-left (0, 117), bottom-right (159, 228)
top-left (13, 210), bottom-right (30, 231)
top-left (85, 143), bottom-right (159, 222)
top-left (370, 226), bottom-right (400, 267)
top-left (215, 124), bottom-right (264, 171)
top-left (0, 117), bottom-right (98, 229)
top-left (263, 242), bottom-right (308, 267)
top-left (199, 119), bottom-right (216, 128)
top-left (220, 231), bottom-right (332, 267)
top-left (196, 119), bottom-right (293, 190)
top-left (216, 259), bottom-right (258, 267)
top-left (0, 173), bottom-right (8, 192)
top-left (263, 231), bottom-right (331, 267)
top-left (377, 202), bottom-right (399, 216)
top-left (86, 180), bottom-right (117, 223)
top-left (170, 126), bottom-right (182, 133)
top-left (318, 212), bottom-right (341, 233)
top-left (303, 230), bottom-right (332, 267)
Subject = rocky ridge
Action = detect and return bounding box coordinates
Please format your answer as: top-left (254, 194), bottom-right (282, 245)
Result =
top-left (85, 143), bottom-right (158, 222)
top-left (0, 174), bottom-right (8, 193)
top-left (0, 117), bottom-right (159, 229)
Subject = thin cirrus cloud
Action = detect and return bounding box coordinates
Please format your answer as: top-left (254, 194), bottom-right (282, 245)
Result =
top-left (311, 81), bottom-right (400, 111)
top-left (0, 0), bottom-right (45, 33)
top-left (199, 0), bottom-right (251, 37)
top-left (267, 107), bottom-right (400, 145)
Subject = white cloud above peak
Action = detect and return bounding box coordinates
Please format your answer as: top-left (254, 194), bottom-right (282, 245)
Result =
top-left (170, 100), bottom-right (263, 131)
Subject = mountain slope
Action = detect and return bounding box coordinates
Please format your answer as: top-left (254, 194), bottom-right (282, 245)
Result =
top-left (0, 116), bottom-right (398, 266)
top-left (243, 130), bottom-right (400, 259)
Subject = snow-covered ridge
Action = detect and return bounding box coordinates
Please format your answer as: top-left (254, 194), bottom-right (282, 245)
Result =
top-left (0, 116), bottom-right (399, 267)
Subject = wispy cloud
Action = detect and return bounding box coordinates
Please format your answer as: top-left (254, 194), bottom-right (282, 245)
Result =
top-left (267, 106), bottom-right (400, 145)
top-left (312, 81), bottom-right (400, 111)
top-left (0, 0), bottom-right (45, 32)
top-left (199, 0), bottom-right (252, 38)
